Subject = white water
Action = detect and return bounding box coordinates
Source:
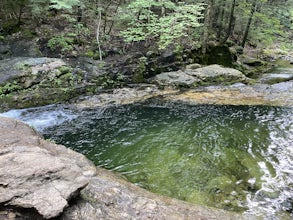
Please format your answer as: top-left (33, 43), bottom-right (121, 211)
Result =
top-left (0, 104), bottom-right (78, 132)
top-left (1, 104), bottom-right (292, 219)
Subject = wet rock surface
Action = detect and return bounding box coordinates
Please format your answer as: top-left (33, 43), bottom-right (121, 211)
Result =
top-left (62, 169), bottom-right (245, 220)
top-left (73, 84), bottom-right (175, 108)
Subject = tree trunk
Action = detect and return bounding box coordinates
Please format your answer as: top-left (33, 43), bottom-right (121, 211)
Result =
top-left (215, 0), bottom-right (226, 39)
top-left (219, 0), bottom-right (236, 45)
top-left (96, 0), bottom-right (103, 61)
top-left (241, 0), bottom-right (257, 48)
top-left (201, 0), bottom-right (214, 54)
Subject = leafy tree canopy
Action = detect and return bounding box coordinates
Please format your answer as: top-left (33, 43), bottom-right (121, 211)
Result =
top-left (119, 0), bottom-right (204, 50)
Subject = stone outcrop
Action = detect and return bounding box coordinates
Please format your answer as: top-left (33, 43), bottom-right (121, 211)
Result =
top-left (258, 73), bottom-right (293, 84)
top-left (0, 117), bottom-right (96, 219)
top-left (0, 57), bottom-right (97, 110)
top-left (0, 116), bottom-right (246, 220)
top-left (162, 81), bottom-right (293, 106)
top-left (258, 67), bottom-right (293, 84)
top-left (151, 64), bottom-right (249, 87)
top-left (74, 80), bottom-right (293, 109)
top-left (62, 169), bottom-right (245, 220)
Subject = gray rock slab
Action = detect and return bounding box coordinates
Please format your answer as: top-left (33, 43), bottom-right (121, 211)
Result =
top-left (152, 70), bottom-right (199, 87)
top-left (258, 73), bottom-right (293, 84)
top-left (152, 65), bottom-right (248, 87)
top-left (185, 64), bottom-right (247, 83)
top-left (0, 57), bottom-right (66, 84)
top-left (0, 117), bottom-right (96, 219)
top-left (61, 168), bottom-right (246, 220)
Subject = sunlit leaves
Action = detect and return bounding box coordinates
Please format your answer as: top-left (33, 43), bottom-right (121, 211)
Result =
top-left (49, 0), bottom-right (82, 10)
top-left (119, 0), bottom-right (204, 50)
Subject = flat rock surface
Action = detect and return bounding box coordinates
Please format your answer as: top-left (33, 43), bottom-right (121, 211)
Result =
top-left (259, 72), bottom-right (293, 84)
top-left (74, 81), bottom-right (293, 109)
top-left (163, 82), bottom-right (293, 106)
top-left (152, 64), bottom-right (249, 87)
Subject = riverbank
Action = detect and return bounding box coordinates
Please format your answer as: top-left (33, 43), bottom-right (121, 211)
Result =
top-left (0, 116), bottom-right (247, 220)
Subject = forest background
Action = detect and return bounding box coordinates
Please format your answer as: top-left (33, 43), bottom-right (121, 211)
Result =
top-left (0, 0), bottom-right (292, 73)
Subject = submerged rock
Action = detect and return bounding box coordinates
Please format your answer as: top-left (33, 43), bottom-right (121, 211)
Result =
top-left (0, 117), bottom-right (246, 220)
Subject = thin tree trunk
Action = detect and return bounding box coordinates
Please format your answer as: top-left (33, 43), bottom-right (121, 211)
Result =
top-left (201, 0), bottom-right (214, 54)
top-left (219, 0), bottom-right (236, 45)
top-left (105, 0), bottom-right (122, 35)
top-left (241, 0), bottom-right (257, 48)
top-left (215, 1), bottom-right (226, 39)
top-left (96, 0), bottom-right (103, 61)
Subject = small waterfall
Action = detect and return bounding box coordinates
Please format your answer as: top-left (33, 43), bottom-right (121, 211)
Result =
top-left (0, 104), bottom-right (78, 132)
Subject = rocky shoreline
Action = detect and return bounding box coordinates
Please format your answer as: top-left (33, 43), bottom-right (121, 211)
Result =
top-left (0, 52), bottom-right (292, 219)
top-left (1, 78), bottom-right (293, 219)
top-left (0, 116), bottom-right (246, 220)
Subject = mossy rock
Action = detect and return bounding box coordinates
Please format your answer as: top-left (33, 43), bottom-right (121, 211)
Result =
top-left (241, 57), bottom-right (265, 67)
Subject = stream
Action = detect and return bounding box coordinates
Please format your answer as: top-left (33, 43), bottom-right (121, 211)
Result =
top-left (1, 101), bottom-right (292, 219)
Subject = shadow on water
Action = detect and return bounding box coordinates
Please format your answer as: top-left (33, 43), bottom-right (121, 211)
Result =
top-left (1, 101), bottom-right (293, 219)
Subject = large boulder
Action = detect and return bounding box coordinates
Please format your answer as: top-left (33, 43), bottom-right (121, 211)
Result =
top-left (0, 117), bottom-right (96, 219)
top-left (150, 70), bottom-right (199, 87)
top-left (152, 64), bottom-right (249, 87)
top-left (0, 57), bottom-right (94, 110)
top-left (186, 64), bottom-right (248, 85)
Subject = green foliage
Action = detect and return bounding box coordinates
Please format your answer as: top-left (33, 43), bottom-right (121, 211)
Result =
top-left (47, 35), bottom-right (74, 53)
top-left (249, 11), bottom-right (285, 46)
top-left (49, 0), bottom-right (81, 10)
top-left (100, 73), bottom-right (124, 89)
top-left (47, 21), bottom-right (91, 55)
top-left (29, 0), bottom-right (50, 18)
top-left (22, 28), bottom-right (37, 38)
top-left (119, 0), bottom-right (204, 50)
top-left (0, 81), bottom-right (20, 98)
top-left (29, 0), bottom-right (81, 18)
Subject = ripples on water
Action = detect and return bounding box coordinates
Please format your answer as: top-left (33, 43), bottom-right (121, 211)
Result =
top-left (1, 102), bottom-right (292, 219)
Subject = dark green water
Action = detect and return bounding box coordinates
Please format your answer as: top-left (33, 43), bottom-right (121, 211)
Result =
top-left (3, 102), bottom-right (291, 218)
top-left (39, 103), bottom-right (293, 217)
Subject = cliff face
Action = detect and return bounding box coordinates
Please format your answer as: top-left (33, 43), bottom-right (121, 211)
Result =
top-left (0, 116), bottom-right (244, 220)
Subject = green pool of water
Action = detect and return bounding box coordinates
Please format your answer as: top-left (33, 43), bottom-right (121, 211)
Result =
top-left (41, 102), bottom-right (292, 217)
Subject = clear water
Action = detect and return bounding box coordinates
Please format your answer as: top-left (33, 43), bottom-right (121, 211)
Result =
top-left (1, 102), bottom-right (292, 219)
